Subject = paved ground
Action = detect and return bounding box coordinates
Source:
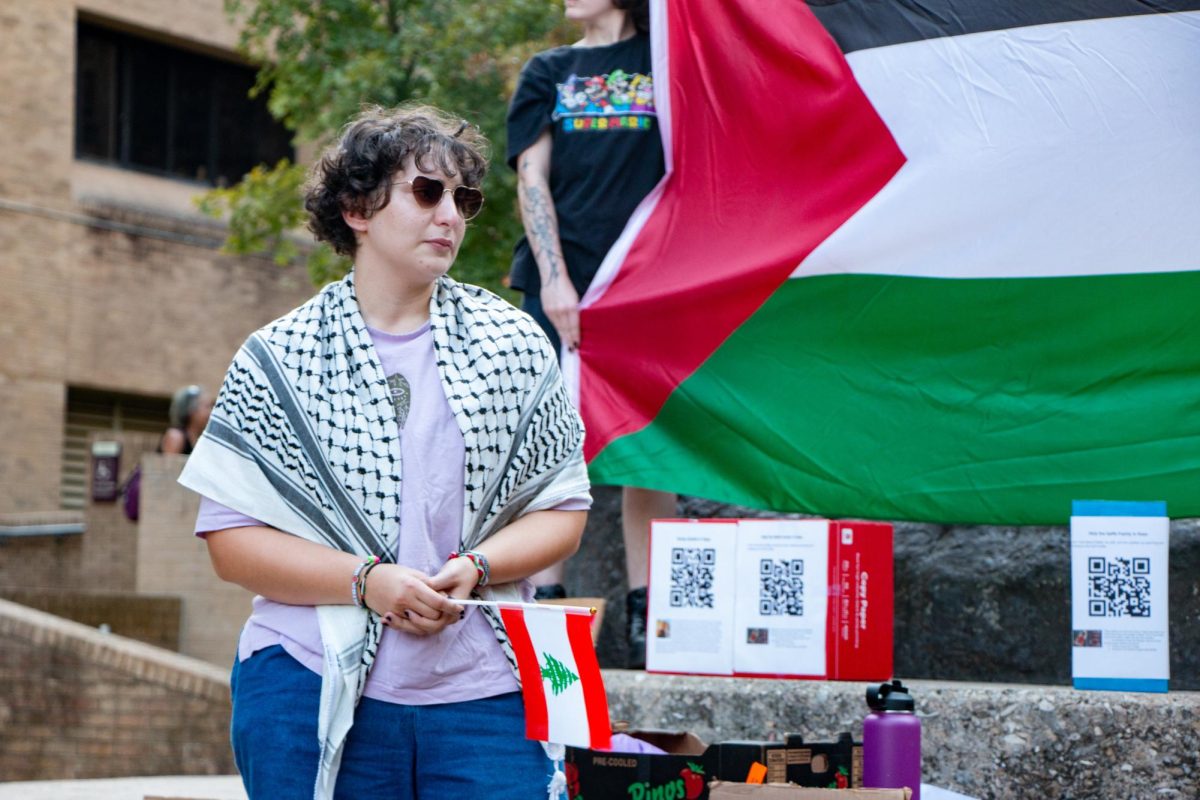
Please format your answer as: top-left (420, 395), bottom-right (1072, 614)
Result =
top-left (0, 777), bottom-right (973, 800)
top-left (0, 775), bottom-right (246, 800)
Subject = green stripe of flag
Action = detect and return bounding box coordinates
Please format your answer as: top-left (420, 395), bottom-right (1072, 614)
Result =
top-left (589, 271), bottom-right (1200, 524)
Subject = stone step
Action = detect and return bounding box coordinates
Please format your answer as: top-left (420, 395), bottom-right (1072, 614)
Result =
top-left (602, 670), bottom-right (1198, 800)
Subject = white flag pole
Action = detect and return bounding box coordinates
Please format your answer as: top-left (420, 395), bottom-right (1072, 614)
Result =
top-left (455, 598), bottom-right (597, 616)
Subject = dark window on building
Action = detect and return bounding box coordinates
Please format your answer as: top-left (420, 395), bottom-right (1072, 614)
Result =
top-left (62, 387), bottom-right (170, 510)
top-left (75, 21), bottom-right (293, 186)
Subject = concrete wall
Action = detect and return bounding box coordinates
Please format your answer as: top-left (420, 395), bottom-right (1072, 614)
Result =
top-left (137, 453), bottom-right (251, 666)
top-left (0, 598), bottom-right (233, 782)
top-left (76, 0), bottom-right (242, 53)
top-left (0, 589), bottom-right (180, 650)
top-left (0, 431), bottom-right (156, 593)
top-left (0, 0), bottom-right (313, 515)
top-left (0, 512), bottom-right (87, 595)
top-left (1, 440), bottom-right (249, 667)
top-left (602, 671), bottom-right (1200, 800)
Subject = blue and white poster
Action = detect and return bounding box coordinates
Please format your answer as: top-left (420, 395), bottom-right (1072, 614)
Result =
top-left (1070, 501), bottom-right (1169, 692)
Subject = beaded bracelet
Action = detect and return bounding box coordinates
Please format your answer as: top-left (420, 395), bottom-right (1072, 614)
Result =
top-left (357, 558), bottom-right (383, 609)
top-left (449, 549), bottom-right (490, 587)
top-left (351, 555), bottom-right (381, 608)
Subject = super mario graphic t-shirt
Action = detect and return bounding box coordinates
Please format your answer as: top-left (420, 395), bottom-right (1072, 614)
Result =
top-left (506, 33), bottom-right (665, 298)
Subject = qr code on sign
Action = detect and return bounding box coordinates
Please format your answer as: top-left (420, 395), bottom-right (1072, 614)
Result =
top-left (759, 559), bottom-right (804, 616)
top-left (1088, 556), bottom-right (1151, 617)
top-left (670, 547), bottom-right (716, 608)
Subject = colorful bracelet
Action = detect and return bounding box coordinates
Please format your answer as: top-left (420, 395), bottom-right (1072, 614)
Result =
top-left (351, 555), bottom-right (381, 608)
top-left (357, 558), bottom-right (383, 609)
top-left (449, 550), bottom-right (490, 587)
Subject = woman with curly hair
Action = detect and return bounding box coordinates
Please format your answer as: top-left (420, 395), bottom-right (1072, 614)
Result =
top-left (181, 104), bottom-right (591, 799)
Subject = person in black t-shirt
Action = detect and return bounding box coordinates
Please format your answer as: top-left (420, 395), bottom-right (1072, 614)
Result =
top-left (507, 0), bottom-right (675, 668)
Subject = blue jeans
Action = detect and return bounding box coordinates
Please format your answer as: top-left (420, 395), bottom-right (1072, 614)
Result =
top-left (230, 645), bottom-right (556, 799)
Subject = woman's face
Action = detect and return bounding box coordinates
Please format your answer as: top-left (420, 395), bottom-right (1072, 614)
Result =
top-left (564, 0), bottom-right (618, 24)
top-left (345, 157), bottom-right (472, 286)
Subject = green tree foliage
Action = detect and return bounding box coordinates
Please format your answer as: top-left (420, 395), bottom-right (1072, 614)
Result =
top-left (200, 0), bottom-right (571, 292)
top-left (540, 651), bottom-right (579, 695)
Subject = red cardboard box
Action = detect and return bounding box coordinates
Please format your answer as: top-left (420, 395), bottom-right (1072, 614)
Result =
top-left (646, 519), bottom-right (892, 680)
top-left (827, 521), bottom-right (893, 680)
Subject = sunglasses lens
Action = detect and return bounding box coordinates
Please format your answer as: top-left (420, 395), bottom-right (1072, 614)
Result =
top-left (454, 187), bottom-right (484, 220)
top-left (409, 176), bottom-right (445, 208)
top-left (408, 176), bottom-right (483, 219)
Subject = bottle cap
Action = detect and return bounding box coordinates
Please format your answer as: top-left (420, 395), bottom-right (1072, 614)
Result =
top-left (866, 679), bottom-right (915, 712)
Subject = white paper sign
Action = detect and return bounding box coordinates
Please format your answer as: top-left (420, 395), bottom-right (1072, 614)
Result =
top-left (733, 519), bottom-right (828, 676)
top-left (646, 519), bottom-right (738, 675)
top-left (1070, 500), bottom-right (1169, 692)
top-left (647, 519), bottom-right (835, 677)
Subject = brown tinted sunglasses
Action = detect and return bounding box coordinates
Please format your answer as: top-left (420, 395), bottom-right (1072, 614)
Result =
top-left (399, 176), bottom-right (484, 220)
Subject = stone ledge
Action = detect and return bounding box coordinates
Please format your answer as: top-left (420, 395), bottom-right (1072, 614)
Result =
top-left (0, 598), bottom-right (228, 702)
top-left (0, 511), bottom-right (86, 526)
top-left (0, 510), bottom-right (87, 537)
top-left (601, 670), bottom-right (1199, 800)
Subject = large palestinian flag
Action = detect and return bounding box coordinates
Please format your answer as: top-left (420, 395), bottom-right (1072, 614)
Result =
top-left (568, 1), bottom-right (1200, 525)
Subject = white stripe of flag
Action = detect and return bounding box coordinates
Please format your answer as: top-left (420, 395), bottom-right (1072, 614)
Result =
top-left (796, 11), bottom-right (1200, 281)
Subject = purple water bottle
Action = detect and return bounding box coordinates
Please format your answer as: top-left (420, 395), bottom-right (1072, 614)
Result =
top-left (863, 679), bottom-right (921, 799)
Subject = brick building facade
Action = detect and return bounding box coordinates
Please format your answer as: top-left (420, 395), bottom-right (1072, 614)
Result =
top-left (0, 0), bottom-right (313, 521)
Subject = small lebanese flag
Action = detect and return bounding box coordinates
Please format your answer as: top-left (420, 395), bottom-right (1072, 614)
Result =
top-left (500, 604), bottom-right (611, 749)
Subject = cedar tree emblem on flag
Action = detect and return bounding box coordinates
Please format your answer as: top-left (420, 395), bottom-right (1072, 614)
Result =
top-left (541, 652), bottom-right (580, 696)
top-left (499, 604), bottom-right (611, 749)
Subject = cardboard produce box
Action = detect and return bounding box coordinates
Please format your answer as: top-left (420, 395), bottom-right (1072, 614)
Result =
top-left (567, 731), bottom-right (863, 799)
top-left (784, 732), bottom-right (861, 788)
top-left (706, 733), bottom-right (860, 788)
top-left (567, 730), bottom-right (711, 800)
top-left (707, 740), bottom-right (789, 785)
top-left (708, 783), bottom-right (911, 800)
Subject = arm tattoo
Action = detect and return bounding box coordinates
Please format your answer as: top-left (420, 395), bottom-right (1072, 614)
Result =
top-left (519, 157), bottom-right (567, 284)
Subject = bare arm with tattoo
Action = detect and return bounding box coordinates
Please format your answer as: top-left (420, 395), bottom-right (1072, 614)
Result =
top-left (517, 130), bottom-right (580, 351)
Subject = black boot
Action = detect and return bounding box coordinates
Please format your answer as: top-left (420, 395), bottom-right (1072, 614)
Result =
top-left (533, 583), bottom-right (567, 601)
top-left (626, 587), bottom-right (648, 669)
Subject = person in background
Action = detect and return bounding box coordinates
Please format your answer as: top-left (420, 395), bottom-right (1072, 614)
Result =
top-left (179, 105), bottom-right (590, 799)
top-left (160, 384), bottom-right (214, 455)
top-left (120, 384), bottom-right (214, 522)
top-left (507, 0), bottom-right (674, 667)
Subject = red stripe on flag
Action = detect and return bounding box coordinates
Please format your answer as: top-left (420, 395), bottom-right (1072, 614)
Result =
top-left (566, 611), bottom-right (611, 750)
top-left (500, 607), bottom-right (549, 742)
top-left (580, 1), bottom-right (905, 460)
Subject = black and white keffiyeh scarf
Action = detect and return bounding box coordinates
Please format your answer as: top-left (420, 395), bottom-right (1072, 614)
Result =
top-left (179, 271), bottom-right (588, 799)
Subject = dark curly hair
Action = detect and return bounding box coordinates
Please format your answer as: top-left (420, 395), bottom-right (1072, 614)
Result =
top-left (614, 0), bottom-right (650, 35)
top-left (304, 104), bottom-right (490, 257)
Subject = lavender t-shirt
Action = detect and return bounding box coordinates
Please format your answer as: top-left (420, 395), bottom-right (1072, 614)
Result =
top-left (195, 321), bottom-right (590, 705)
